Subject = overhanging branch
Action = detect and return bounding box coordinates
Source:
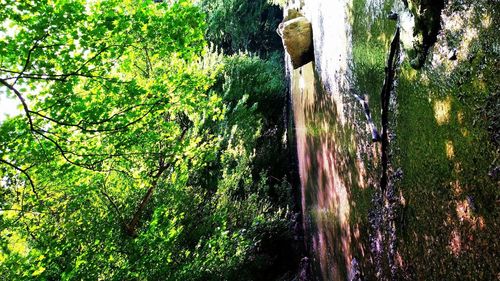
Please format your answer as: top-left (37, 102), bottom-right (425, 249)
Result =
top-left (0, 158), bottom-right (38, 198)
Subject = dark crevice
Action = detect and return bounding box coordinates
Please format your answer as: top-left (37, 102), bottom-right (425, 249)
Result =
top-left (380, 28), bottom-right (400, 192)
top-left (367, 27), bottom-right (401, 281)
top-left (408, 0), bottom-right (446, 69)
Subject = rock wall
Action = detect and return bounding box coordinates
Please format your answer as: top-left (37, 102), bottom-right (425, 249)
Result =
top-left (285, 0), bottom-right (499, 280)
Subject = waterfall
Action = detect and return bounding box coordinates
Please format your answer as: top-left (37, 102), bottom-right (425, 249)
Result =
top-left (287, 0), bottom-right (405, 280)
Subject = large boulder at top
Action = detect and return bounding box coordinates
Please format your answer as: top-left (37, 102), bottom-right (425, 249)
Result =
top-left (278, 16), bottom-right (314, 69)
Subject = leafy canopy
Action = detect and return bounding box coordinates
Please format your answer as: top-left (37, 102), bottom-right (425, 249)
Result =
top-left (0, 0), bottom-right (292, 280)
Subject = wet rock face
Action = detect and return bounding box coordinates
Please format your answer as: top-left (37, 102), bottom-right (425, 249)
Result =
top-left (407, 0), bottom-right (445, 68)
top-left (278, 16), bottom-right (314, 69)
top-left (349, 258), bottom-right (363, 281)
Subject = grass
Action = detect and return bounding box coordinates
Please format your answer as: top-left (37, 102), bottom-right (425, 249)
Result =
top-left (395, 50), bottom-right (498, 280)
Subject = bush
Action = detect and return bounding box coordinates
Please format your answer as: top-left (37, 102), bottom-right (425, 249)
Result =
top-left (199, 0), bottom-right (283, 54)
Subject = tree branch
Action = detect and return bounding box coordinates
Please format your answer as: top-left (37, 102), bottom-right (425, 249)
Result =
top-left (124, 127), bottom-right (190, 237)
top-left (0, 78), bottom-right (35, 131)
top-left (28, 99), bottom-right (163, 133)
top-left (0, 158), bottom-right (38, 198)
top-left (14, 33), bottom-right (49, 85)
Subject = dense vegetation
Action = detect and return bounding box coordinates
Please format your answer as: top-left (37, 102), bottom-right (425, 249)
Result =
top-left (0, 0), bottom-right (297, 280)
top-left (200, 0), bottom-right (283, 55)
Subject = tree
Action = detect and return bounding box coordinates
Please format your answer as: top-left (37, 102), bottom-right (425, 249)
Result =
top-left (0, 0), bottom-right (219, 278)
top-left (0, 1), bottom-right (294, 280)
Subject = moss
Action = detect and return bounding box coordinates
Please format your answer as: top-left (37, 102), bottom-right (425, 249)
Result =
top-left (284, 8), bottom-right (303, 21)
top-left (351, 0), bottom-right (397, 124)
top-left (392, 2), bottom-right (500, 279)
top-left (349, 0), bottom-right (499, 279)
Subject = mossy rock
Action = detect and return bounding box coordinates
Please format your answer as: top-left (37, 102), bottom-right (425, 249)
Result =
top-left (284, 8), bottom-right (302, 21)
top-left (278, 16), bottom-right (314, 69)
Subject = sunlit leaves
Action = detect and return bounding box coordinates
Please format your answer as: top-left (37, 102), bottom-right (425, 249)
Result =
top-left (0, 1), bottom-right (290, 280)
top-left (1, 0), bottom-right (215, 279)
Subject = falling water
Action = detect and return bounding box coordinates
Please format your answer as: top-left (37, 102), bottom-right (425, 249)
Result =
top-left (287, 0), bottom-right (410, 280)
top-left (288, 0), bottom-right (363, 279)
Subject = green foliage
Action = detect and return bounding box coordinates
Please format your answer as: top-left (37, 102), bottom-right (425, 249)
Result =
top-left (171, 51), bottom-right (291, 281)
top-left (0, 1), bottom-right (291, 280)
top-left (199, 0), bottom-right (283, 54)
top-left (267, 0), bottom-right (287, 8)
